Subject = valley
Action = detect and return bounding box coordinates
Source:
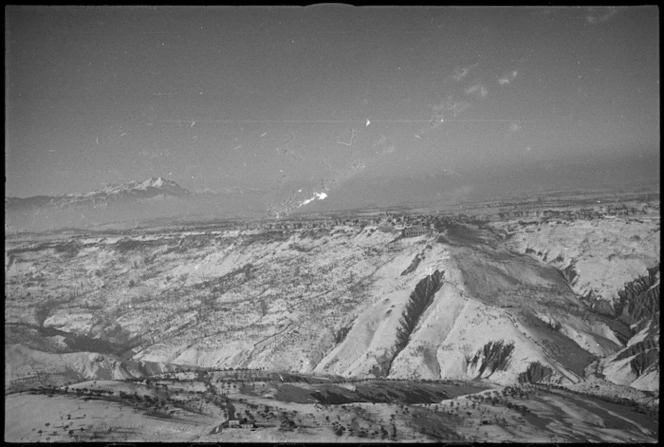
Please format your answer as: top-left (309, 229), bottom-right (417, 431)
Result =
top-left (4, 190), bottom-right (660, 442)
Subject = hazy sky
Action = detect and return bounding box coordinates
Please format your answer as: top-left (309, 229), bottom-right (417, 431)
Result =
top-left (5, 6), bottom-right (660, 206)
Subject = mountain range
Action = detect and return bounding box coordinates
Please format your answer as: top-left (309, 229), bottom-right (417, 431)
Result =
top-left (5, 147), bottom-right (660, 233)
top-left (5, 177), bottom-right (190, 211)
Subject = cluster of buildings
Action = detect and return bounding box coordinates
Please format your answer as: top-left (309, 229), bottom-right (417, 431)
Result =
top-left (254, 220), bottom-right (335, 231)
top-left (229, 210), bottom-right (490, 238)
top-left (179, 200), bottom-right (655, 241)
top-left (401, 226), bottom-right (432, 238)
top-left (222, 418), bottom-right (256, 429)
top-left (236, 213), bottom-right (442, 238)
top-left (493, 204), bottom-right (649, 222)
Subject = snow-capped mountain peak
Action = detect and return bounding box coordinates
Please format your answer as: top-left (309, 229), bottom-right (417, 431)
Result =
top-left (138, 176), bottom-right (167, 190)
top-left (99, 177), bottom-right (188, 196)
top-left (6, 176), bottom-right (191, 212)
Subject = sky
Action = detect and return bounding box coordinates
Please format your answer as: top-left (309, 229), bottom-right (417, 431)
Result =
top-left (5, 6), bottom-right (660, 216)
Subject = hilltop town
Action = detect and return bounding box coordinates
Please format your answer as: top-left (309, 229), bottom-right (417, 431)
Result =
top-left (166, 189), bottom-right (659, 240)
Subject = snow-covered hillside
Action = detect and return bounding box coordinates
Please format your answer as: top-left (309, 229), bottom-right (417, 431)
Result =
top-left (6, 211), bottom-right (659, 393)
top-left (493, 216), bottom-right (660, 305)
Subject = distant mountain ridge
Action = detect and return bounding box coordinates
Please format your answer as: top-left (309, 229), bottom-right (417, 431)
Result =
top-left (5, 177), bottom-right (191, 211)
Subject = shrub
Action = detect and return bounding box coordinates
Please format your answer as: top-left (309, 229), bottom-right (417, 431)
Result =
top-left (386, 271), bottom-right (444, 374)
top-left (614, 265), bottom-right (660, 324)
top-left (518, 362), bottom-right (553, 384)
top-left (334, 324), bottom-right (353, 344)
top-left (468, 341), bottom-right (515, 378)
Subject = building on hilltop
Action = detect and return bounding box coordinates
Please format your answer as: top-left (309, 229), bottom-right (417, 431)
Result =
top-left (240, 420), bottom-right (256, 429)
top-left (221, 417), bottom-right (256, 429)
top-left (222, 419), bottom-right (240, 428)
top-left (225, 418), bottom-right (257, 429)
top-left (402, 226), bottom-right (431, 238)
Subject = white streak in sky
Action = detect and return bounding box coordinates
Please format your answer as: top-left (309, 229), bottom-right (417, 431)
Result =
top-left (586, 7), bottom-right (618, 24)
top-left (465, 84), bottom-right (488, 98)
top-left (452, 63), bottom-right (478, 82)
top-left (297, 191), bottom-right (328, 208)
top-left (499, 70), bottom-right (518, 85)
top-left (337, 128), bottom-right (356, 146)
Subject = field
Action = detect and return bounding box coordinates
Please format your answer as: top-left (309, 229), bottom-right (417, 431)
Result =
top-left (5, 373), bottom-right (658, 442)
